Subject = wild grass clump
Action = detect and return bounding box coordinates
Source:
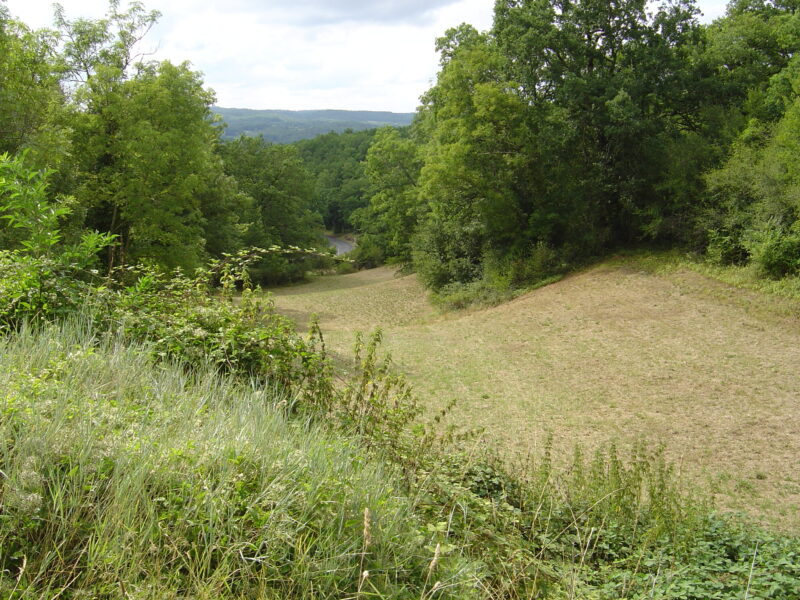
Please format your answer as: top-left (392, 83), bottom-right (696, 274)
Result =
top-left (0, 322), bottom-right (481, 599)
top-left (403, 435), bottom-right (800, 599)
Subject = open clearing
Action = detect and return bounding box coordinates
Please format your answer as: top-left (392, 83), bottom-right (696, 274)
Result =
top-left (270, 258), bottom-right (800, 529)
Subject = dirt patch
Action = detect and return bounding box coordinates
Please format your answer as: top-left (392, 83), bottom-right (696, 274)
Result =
top-left (269, 261), bottom-right (800, 529)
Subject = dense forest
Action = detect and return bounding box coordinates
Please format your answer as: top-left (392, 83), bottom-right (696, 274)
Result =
top-left (349, 0), bottom-right (800, 299)
top-left (4, 0), bottom-right (799, 290)
top-left (2, 0), bottom-right (800, 598)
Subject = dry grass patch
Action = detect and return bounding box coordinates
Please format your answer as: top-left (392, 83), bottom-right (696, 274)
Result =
top-left (269, 259), bottom-right (800, 530)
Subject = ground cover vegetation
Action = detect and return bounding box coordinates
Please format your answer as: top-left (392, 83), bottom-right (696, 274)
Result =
top-left (2, 0), bottom-right (800, 597)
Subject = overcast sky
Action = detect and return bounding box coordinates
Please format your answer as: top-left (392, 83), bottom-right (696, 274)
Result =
top-left (5, 0), bottom-right (730, 113)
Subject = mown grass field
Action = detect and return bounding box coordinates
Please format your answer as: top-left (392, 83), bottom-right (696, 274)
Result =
top-left (270, 255), bottom-right (800, 530)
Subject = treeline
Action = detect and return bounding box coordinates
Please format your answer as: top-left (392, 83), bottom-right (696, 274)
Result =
top-left (5, 0), bottom-right (799, 292)
top-left (350, 0), bottom-right (800, 297)
top-left (0, 3), bottom-right (325, 284)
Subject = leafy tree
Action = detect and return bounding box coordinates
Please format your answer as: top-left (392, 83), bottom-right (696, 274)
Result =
top-left (295, 128), bottom-right (376, 232)
top-left (72, 60), bottom-right (224, 271)
top-left (219, 136), bottom-right (324, 283)
top-left (50, 2), bottom-right (248, 272)
top-left (0, 11), bottom-right (67, 168)
top-left (392, 0), bottom-right (722, 291)
top-left (351, 127), bottom-right (423, 266)
top-left (54, 0), bottom-right (160, 88)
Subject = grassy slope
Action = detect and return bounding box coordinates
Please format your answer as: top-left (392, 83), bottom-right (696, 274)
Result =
top-left (270, 255), bottom-right (800, 529)
top-left (0, 323), bottom-right (476, 599)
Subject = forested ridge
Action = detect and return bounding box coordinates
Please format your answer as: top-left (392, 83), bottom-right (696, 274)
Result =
top-left (212, 107), bottom-right (414, 143)
top-left (2, 0), bottom-right (800, 598)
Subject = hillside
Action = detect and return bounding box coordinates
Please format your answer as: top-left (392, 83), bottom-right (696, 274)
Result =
top-left (270, 256), bottom-right (800, 529)
top-left (212, 107), bottom-right (414, 142)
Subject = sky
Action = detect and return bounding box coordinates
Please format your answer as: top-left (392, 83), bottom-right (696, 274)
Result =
top-left (4, 0), bottom-right (731, 113)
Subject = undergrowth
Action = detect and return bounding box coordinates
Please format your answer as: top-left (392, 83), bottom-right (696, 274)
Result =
top-left (0, 323), bottom-right (480, 599)
top-left (1, 161), bottom-right (799, 598)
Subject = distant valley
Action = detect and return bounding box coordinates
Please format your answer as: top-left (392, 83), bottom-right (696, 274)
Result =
top-left (212, 107), bottom-right (414, 143)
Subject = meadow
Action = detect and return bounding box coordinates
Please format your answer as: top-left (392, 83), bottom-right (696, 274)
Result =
top-left (271, 254), bottom-right (800, 530)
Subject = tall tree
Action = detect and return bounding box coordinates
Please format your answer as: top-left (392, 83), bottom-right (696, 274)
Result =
top-left (0, 11), bottom-right (66, 166)
top-left (73, 61), bottom-right (225, 271)
top-left (57, 2), bottom-right (242, 271)
top-left (219, 136), bottom-right (324, 283)
top-left (350, 127), bottom-right (423, 266)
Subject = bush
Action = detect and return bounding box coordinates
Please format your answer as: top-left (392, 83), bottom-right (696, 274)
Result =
top-left (91, 254), bottom-right (330, 394)
top-left (747, 224), bottom-right (800, 278)
top-left (706, 228), bottom-right (750, 266)
top-left (0, 153), bottom-right (114, 331)
top-left (350, 235), bottom-right (386, 269)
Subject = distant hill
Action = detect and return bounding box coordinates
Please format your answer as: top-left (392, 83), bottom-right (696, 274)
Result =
top-left (212, 107), bottom-right (415, 143)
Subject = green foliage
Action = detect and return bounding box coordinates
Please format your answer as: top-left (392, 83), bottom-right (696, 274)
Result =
top-left (0, 13), bottom-right (66, 167)
top-left (0, 323), bottom-right (478, 599)
top-left (219, 136), bottom-right (326, 284)
top-left (748, 223), bottom-right (800, 277)
top-left (296, 128), bottom-right (376, 233)
top-left (596, 515), bottom-right (800, 598)
top-left (3, 2), bottom-right (800, 597)
top-left (350, 127), bottom-right (424, 265)
top-left (0, 153), bottom-right (113, 330)
top-left (350, 234), bottom-right (387, 269)
top-left (347, 0), bottom-right (800, 293)
top-left (2, 150), bottom-right (800, 598)
top-left (73, 59), bottom-right (226, 272)
top-left (705, 54), bottom-right (800, 279)
top-left (96, 255), bottom-right (328, 391)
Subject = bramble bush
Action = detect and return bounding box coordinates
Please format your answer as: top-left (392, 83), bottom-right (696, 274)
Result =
top-left (93, 251), bottom-right (332, 394)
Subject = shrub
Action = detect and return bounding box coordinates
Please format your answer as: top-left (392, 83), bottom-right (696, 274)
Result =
top-left (90, 253), bottom-right (330, 394)
top-left (706, 228), bottom-right (750, 266)
top-left (0, 153), bottom-right (114, 331)
top-left (747, 223), bottom-right (800, 278)
top-left (350, 234), bottom-right (386, 269)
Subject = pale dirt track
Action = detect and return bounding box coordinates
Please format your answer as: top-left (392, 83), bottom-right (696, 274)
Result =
top-left (270, 261), bottom-right (800, 528)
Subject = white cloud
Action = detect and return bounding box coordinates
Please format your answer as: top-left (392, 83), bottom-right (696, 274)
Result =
top-left (3, 0), bottom-right (735, 112)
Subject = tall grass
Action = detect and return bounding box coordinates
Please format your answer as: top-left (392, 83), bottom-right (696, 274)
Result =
top-left (0, 322), bottom-right (480, 599)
